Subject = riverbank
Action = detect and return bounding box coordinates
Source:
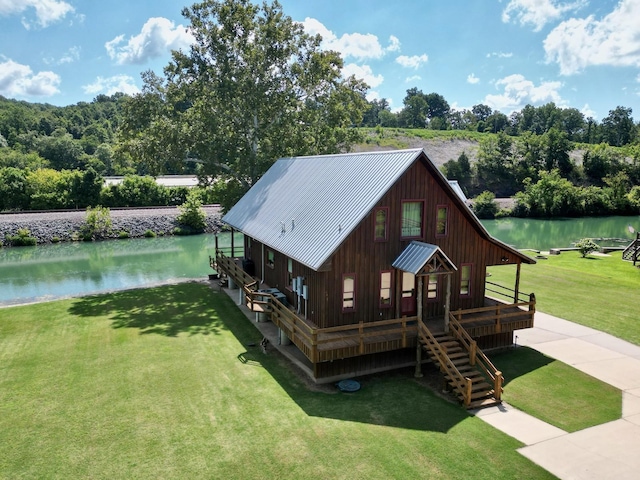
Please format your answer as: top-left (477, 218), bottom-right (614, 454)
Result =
top-left (0, 205), bottom-right (222, 246)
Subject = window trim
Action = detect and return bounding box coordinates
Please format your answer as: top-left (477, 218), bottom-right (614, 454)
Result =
top-left (379, 270), bottom-right (393, 308)
top-left (373, 207), bottom-right (389, 242)
top-left (436, 205), bottom-right (448, 237)
top-left (426, 274), bottom-right (438, 301)
top-left (342, 273), bottom-right (356, 312)
top-left (460, 264), bottom-right (472, 297)
top-left (400, 200), bottom-right (425, 239)
top-left (286, 258), bottom-right (293, 291)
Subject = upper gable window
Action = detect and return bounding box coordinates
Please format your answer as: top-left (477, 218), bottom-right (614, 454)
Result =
top-left (401, 201), bottom-right (424, 238)
top-left (374, 207), bottom-right (388, 241)
top-left (436, 206), bottom-right (448, 236)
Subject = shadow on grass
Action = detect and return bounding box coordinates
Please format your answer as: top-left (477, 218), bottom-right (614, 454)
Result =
top-left (68, 282), bottom-right (229, 337)
top-left (489, 346), bottom-right (554, 386)
top-left (69, 282), bottom-right (471, 432)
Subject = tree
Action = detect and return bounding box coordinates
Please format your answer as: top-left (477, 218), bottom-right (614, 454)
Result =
top-left (398, 88), bottom-right (428, 128)
top-left (441, 151), bottom-right (472, 194)
top-left (575, 238), bottom-right (600, 258)
top-left (472, 191), bottom-right (499, 219)
top-left (177, 189), bottom-right (207, 233)
top-left (514, 169), bottom-right (581, 217)
top-left (601, 106), bottom-right (636, 147)
top-left (118, 0), bottom-right (367, 208)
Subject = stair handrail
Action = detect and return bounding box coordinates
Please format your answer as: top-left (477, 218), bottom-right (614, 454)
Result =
top-left (417, 319), bottom-right (473, 407)
top-left (448, 314), bottom-right (503, 401)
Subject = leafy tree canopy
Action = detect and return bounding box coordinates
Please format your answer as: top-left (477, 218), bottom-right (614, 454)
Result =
top-left (117, 0), bottom-right (368, 206)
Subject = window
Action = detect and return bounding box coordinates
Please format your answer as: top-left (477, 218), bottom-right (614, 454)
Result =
top-left (379, 271), bottom-right (392, 307)
top-left (436, 206), bottom-right (448, 236)
top-left (427, 275), bottom-right (438, 299)
top-left (460, 264), bottom-right (472, 296)
top-left (342, 274), bottom-right (356, 311)
top-left (287, 258), bottom-right (293, 290)
top-left (267, 250), bottom-right (275, 268)
top-left (401, 201), bottom-right (423, 238)
top-left (374, 207), bottom-right (388, 241)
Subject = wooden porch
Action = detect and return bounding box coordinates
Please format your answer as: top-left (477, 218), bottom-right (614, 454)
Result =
top-left (212, 250), bottom-right (536, 371)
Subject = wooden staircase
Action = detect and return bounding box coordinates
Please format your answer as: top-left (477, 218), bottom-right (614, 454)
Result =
top-left (418, 317), bottom-right (503, 409)
top-left (622, 233), bottom-right (640, 264)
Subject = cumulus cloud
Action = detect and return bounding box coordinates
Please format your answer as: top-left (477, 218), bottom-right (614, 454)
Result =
top-left (483, 73), bottom-right (564, 113)
top-left (0, 0), bottom-right (75, 29)
top-left (580, 103), bottom-right (596, 119)
top-left (342, 63), bottom-right (383, 88)
top-left (544, 0), bottom-right (640, 75)
top-left (502, 0), bottom-right (586, 31)
top-left (105, 17), bottom-right (193, 65)
top-left (396, 54), bottom-right (428, 69)
top-left (467, 73), bottom-right (480, 84)
top-left (82, 75), bottom-right (140, 96)
top-left (405, 75), bottom-right (421, 84)
top-left (301, 17), bottom-right (399, 60)
top-left (0, 58), bottom-right (60, 97)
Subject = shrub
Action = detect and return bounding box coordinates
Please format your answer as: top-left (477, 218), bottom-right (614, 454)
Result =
top-left (472, 191), bottom-right (499, 219)
top-left (118, 230), bottom-right (130, 239)
top-left (176, 189), bottom-right (206, 233)
top-left (144, 229), bottom-right (157, 238)
top-left (575, 238), bottom-right (600, 258)
top-left (6, 228), bottom-right (37, 247)
top-left (51, 236), bottom-right (61, 243)
top-left (172, 226), bottom-right (190, 236)
top-left (80, 206), bottom-right (112, 241)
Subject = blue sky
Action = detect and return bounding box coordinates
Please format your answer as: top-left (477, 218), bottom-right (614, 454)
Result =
top-left (1, 0), bottom-right (639, 120)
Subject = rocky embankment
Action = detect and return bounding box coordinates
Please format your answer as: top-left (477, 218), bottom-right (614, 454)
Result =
top-left (0, 206), bottom-right (222, 246)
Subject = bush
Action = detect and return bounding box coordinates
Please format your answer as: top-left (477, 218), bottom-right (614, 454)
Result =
top-left (6, 228), bottom-right (37, 247)
top-left (51, 236), bottom-right (61, 243)
top-left (472, 191), bottom-right (499, 219)
top-left (118, 230), bottom-right (130, 239)
top-left (176, 189), bottom-right (206, 233)
top-left (144, 229), bottom-right (157, 238)
top-left (575, 238), bottom-right (600, 258)
top-left (80, 206), bottom-right (112, 241)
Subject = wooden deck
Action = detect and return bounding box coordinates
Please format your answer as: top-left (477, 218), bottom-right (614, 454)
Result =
top-left (213, 250), bottom-right (535, 368)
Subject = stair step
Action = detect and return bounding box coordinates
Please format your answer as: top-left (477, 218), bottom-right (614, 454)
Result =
top-left (467, 397), bottom-right (501, 410)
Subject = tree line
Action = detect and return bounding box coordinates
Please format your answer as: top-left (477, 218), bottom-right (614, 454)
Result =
top-left (362, 90), bottom-right (638, 147)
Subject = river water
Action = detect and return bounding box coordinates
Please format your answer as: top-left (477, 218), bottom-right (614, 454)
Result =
top-left (1, 216), bottom-right (638, 306)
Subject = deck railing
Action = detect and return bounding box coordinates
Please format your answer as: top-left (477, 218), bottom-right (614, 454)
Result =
top-left (448, 315), bottom-right (503, 402)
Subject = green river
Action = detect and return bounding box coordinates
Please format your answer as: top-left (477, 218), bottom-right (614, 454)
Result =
top-left (0, 216), bottom-right (638, 306)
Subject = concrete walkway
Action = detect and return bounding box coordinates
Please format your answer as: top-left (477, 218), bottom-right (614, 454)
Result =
top-left (473, 312), bottom-right (640, 480)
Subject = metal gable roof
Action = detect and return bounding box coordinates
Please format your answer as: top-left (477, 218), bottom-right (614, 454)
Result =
top-left (222, 148), bottom-right (424, 270)
top-left (392, 241), bottom-right (457, 275)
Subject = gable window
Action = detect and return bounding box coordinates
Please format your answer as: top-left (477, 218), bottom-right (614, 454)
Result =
top-left (267, 250), bottom-right (275, 268)
top-left (287, 258), bottom-right (293, 290)
top-left (374, 207), bottom-right (388, 241)
top-left (436, 206), bottom-right (448, 236)
top-left (460, 264), bottom-right (472, 296)
top-left (379, 271), bottom-right (393, 307)
top-left (401, 201), bottom-right (423, 238)
top-left (427, 275), bottom-right (438, 300)
top-left (342, 274), bottom-right (356, 312)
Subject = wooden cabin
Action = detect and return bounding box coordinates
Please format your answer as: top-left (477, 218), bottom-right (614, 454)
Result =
top-left (216, 148), bottom-right (536, 407)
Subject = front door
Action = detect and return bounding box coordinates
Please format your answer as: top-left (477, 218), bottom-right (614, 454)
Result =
top-left (401, 271), bottom-right (417, 316)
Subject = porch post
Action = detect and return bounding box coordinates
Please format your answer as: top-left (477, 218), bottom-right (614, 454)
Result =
top-left (444, 274), bottom-right (451, 333)
top-left (231, 227), bottom-right (235, 258)
top-left (417, 276), bottom-right (423, 321)
top-left (414, 341), bottom-right (423, 378)
top-left (514, 262), bottom-right (521, 303)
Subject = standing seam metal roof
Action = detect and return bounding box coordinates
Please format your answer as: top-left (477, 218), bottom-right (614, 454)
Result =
top-left (392, 241), bottom-right (457, 275)
top-left (222, 149), bottom-right (424, 270)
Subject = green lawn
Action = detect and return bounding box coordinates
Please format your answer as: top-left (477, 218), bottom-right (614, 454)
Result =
top-left (490, 347), bottom-right (621, 432)
top-left (0, 283), bottom-right (555, 479)
top-left (488, 250), bottom-right (640, 345)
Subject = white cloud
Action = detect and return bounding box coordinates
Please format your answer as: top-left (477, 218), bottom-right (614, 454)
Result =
top-left (58, 46), bottom-right (80, 65)
top-left (0, 0), bottom-right (75, 29)
top-left (486, 52), bottom-right (513, 59)
top-left (82, 75), bottom-right (140, 96)
top-left (544, 0), bottom-right (640, 75)
top-left (580, 103), bottom-right (596, 119)
top-left (502, 0), bottom-right (586, 32)
top-left (342, 63), bottom-right (383, 88)
top-left (467, 73), bottom-right (480, 84)
top-left (106, 17), bottom-right (193, 65)
top-left (0, 58), bottom-right (60, 97)
top-left (483, 73), bottom-right (564, 113)
top-left (301, 18), bottom-right (398, 60)
top-left (405, 75), bottom-right (421, 83)
top-left (395, 54), bottom-right (428, 69)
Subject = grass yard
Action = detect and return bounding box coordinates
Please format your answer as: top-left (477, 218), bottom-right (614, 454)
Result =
top-left (0, 283), bottom-right (555, 479)
top-left (490, 347), bottom-right (621, 432)
top-left (488, 250), bottom-right (640, 345)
